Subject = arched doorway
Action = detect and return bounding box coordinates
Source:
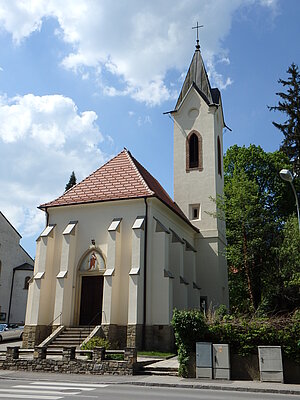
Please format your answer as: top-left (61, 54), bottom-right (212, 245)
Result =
top-left (77, 249), bottom-right (106, 326)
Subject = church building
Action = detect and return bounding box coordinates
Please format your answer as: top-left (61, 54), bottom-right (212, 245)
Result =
top-left (23, 38), bottom-right (229, 351)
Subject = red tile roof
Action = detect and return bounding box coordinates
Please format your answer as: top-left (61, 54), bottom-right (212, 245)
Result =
top-left (40, 149), bottom-right (198, 231)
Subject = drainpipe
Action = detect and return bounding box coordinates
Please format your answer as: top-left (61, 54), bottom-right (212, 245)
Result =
top-left (142, 197), bottom-right (148, 350)
top-left (7, 267), bottom-right (16, 324)
top-left (45, 207), bottom-right (49, 226)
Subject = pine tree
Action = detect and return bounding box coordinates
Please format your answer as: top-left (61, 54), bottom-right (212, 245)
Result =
top-left (269, 63), bottom-right (300, 175)
top-left (65, 171), bottom-right (76, 191)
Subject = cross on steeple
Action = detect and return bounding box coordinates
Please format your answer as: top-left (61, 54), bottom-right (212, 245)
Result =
top-left (192, 22), bottom-right (203, 50)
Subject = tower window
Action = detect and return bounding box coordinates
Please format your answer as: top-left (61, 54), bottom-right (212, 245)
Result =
top-left (189, 204), bottom-right (200, 221)
top-left (189, 133), bottom-right (198, 168)
top-left (186, 131), bottom-right (203, 172)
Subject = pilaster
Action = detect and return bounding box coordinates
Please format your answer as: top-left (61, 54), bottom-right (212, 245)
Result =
top-left (53, 221), bottom-right (78, 326)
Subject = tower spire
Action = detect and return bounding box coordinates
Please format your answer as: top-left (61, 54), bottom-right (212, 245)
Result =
top-left (192, 22), bottom-right (203, 51)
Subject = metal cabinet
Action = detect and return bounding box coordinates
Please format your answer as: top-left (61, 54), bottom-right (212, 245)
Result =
top-left (196, 342), bottom-right (212, 379)
top-left (213, 344), bottom-right (230, 380)
top-left (258, 346), bottom-right (284, 383)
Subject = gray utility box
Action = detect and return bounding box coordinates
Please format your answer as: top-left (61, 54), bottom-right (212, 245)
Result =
top-left (213, 344), bottom-right (230, 380)
top-left (196, 342), bottom-right (212, 379)
top-left (258, 346), bottom-right (284, 383)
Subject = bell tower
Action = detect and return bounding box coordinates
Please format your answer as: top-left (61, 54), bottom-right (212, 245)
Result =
top-left (171, 30), bottom-right (229, 307)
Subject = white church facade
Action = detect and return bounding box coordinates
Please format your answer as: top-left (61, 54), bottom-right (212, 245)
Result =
top-left (24, 42), bottom-right (229, 351)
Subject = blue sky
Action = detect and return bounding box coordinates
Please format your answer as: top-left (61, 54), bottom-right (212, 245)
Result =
top-left (0, 0), bottom-right (299, 258)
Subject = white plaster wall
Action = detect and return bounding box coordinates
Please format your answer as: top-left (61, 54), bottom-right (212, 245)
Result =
top-left (174, 89), bottom-right (219, 232)
top-left (9, 270), bottom-right (32, 323)
top-left (195, 235), bottom-right (229, 309)
top-left (146, 198), bottom-right (196, 325)
top-left (0, 213), bottom-right (33, 323)
top-left (38, 199), bottom-right (146, 327)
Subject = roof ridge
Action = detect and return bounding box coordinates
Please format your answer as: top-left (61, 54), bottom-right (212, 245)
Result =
top-left (125, 150), bottom-right (154, 195)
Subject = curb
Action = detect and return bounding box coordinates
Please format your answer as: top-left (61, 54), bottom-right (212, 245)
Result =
top-left (117, 380), bottom-right (300, 396)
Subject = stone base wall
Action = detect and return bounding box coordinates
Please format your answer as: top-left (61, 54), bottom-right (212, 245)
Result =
top-left (22, 325), bottom-right (52, 349)
top-left (101, 325), bottom-right (127, 348)
top-left (127, 325), bottom-right (143, 349)
top-left (144, 325), bottom-right (174, 352)
top-left (0, 359), bottom-right (135, 376)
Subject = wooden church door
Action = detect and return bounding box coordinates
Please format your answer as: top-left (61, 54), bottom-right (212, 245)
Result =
top-left (79, 275), bottom-right (103, 325)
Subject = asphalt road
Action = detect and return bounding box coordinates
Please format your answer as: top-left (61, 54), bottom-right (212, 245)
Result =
top-left (0, 378), bottom-right (298, 400)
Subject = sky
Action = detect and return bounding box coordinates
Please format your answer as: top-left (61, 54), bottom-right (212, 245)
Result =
top-left (0, 0), bottom-right (299, 258)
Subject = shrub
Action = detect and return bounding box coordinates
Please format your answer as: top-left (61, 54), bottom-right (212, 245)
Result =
top-left (81, 336), bottom-right (110, 351)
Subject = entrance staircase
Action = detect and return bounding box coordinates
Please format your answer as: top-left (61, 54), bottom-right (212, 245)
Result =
top-left (139, 356), bottom-right (179, 376)
top-left (47, 326), bottom-right (94, 349)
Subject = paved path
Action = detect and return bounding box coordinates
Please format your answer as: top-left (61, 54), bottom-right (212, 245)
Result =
top-left (0, 370), bottom-right (299, 396)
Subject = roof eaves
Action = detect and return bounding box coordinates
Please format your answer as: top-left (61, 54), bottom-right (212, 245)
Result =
top-left (39, 194), bottom-right (156, 210)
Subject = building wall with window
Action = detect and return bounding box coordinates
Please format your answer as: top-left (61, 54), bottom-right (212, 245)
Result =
top-left (0, 212), bottom-right (33, 324)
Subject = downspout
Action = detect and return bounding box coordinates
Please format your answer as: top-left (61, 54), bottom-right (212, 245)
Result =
top-left (45, 207), bottom-right (49, 226)
top-left (7, 267), bottom-right (16, 324)
top-left (142, 197), bottom-right (148, 350)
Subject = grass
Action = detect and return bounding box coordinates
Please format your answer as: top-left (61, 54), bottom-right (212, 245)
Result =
top-left (137, 351), bottom-right (176, 358)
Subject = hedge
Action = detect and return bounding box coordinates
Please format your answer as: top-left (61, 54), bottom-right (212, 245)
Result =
top-left (171, 309), bottom-right (300, 377)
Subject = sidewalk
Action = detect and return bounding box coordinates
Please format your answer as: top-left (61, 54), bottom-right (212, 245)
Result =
top-left (0, 370), bottom-right (299, 396)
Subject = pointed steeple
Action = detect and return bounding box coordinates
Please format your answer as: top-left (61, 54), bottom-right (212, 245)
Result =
top-left (175, 26), bottom-right (222, 111)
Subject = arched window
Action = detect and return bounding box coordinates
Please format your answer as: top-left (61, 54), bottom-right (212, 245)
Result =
top-left (217, 136), bottom-right (222, 177)
top-left (24, 276), bottom-right (31, 290)
top-left (189, 133), bottom-right (198, 168)
top-left (186, 131), bottom-right (203, 171)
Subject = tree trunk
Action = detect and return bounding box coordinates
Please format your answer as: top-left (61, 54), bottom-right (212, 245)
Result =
top-left (242, 224), bottom-right (255, 310)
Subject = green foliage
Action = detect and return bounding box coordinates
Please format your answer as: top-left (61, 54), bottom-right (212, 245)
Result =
top-left (172, 309), bottom-right (300, 376)
top-left (223, 144), bottom-right (299, 314)
top-left (81, 336), bottom-right (110, 351)
top-left (268, 63), bottom-right (300, 176)
top-left (137, 351), bottom-right (175, 357)
top-left (172, 309), bottom-right (209, 376)
top-left (65, 171), bottom-right (77, 191)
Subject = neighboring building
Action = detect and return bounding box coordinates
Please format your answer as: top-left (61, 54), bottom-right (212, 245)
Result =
top-left (24, 39), bottom-right (229, 350)
top-left (0, 212), bottom-right (34, 324)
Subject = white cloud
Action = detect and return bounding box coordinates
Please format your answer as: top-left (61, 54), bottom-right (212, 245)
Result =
top-left (0, 0), bottom-right (278, 105)
top-left (0, 93), bottom-right (107, 240)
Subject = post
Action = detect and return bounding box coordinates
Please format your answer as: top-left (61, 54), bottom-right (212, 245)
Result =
top-left (63, 346), bottom-right (76, 361)
top-left (34, 346), bottom-right (47, 360)
top-left (93, 346), bottom-right (105, 361)
top-left (124, 347), bottom-right (137, 365)
top-left (6, 346), bottom-right (19, 360)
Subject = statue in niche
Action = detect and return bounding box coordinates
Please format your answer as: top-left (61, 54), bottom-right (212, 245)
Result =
top-left (88, 252), bottom-right (97, 271)
top-left (80, 251), bottom-right (105, 272)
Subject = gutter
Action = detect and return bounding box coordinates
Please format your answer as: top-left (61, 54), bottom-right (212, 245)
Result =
top-left (7, 268), bottom-right (16, 324)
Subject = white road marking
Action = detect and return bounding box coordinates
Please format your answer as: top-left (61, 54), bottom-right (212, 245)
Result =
top-left (0, 388), bottom-right (80, 395)
top-left (15, 385), bottom-right (94, 391)
top-left (0, 394), bottom-right (62, 399)
top-left (31, 382), bottom-right (109, 388)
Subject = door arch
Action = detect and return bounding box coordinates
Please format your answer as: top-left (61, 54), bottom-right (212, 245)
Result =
top-left (75, 248), bottom-right (106, 326)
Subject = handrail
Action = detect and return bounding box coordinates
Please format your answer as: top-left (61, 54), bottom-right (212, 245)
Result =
top-left (47, 312), bottom-right (62, 327)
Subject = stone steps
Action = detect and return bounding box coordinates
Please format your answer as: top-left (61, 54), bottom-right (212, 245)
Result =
top-left (141, 366), bottom-right (178, 376)
top-left (47, 326), bottom-right (95, 348)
